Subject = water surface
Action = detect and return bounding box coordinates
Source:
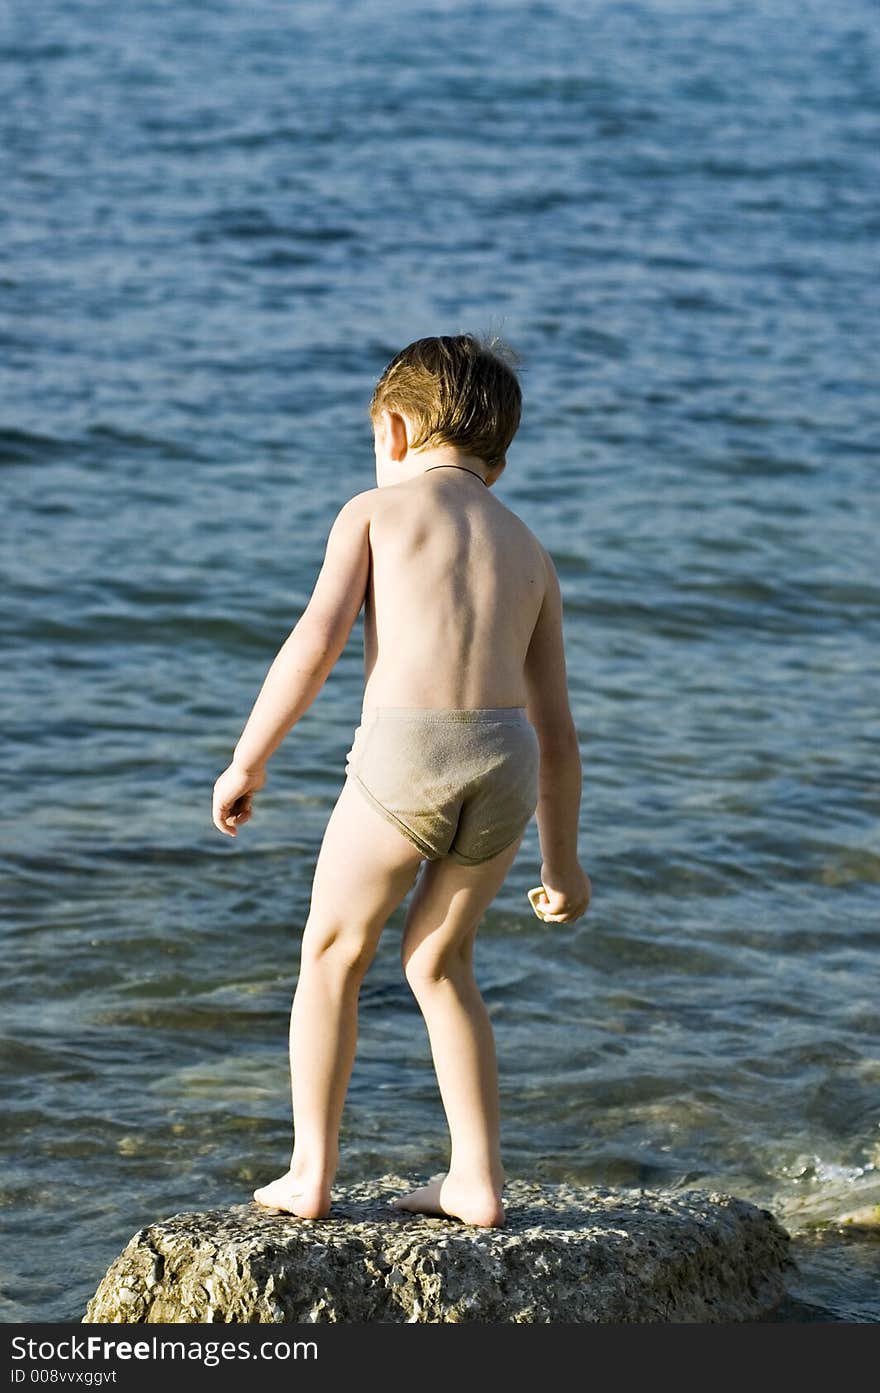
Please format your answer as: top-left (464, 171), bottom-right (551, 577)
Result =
top-left (2, 0), bottom-right (878, 1322)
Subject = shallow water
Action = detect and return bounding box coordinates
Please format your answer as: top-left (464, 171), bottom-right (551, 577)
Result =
top-left (2, 0), bottom-right (878, 1322)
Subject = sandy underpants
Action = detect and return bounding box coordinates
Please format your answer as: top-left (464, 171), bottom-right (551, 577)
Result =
top-left (344, 706), bottom-right (540, 864)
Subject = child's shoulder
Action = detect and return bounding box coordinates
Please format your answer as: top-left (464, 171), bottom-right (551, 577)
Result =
top-left (324, 488), bottom-right (382, 539)
top-left (488, 494), bottom-right (553, 568)
top-left (336, 487), bottom-right (382, 518)
top-left (329, 485), bottom-right (551, 572)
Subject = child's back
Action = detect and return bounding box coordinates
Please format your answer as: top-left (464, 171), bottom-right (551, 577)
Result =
top-left (362, 468), bottom-right (545, 710)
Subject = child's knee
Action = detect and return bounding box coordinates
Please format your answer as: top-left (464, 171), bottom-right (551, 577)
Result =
top-left (302, 919), bottom-right (377, 979)
top-left (402, 938), bottom-right (472, 994)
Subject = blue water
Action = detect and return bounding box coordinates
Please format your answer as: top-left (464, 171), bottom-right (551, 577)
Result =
top-left (2, 0), bottom-right (879, 1322)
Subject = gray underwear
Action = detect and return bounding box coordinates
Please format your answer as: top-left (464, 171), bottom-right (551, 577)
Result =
top-left (344, 706), bottom-right (540, 864)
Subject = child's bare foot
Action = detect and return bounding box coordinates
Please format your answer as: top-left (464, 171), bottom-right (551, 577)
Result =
top-left (391, 1172), bottom-right (505, 1227)
top-left (253, 1170), bottom-right (331, 1220)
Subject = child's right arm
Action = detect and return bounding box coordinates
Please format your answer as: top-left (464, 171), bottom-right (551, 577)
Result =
top-left (523, 545), bottom-right (592, 923)
top-left (212, 491), bottom-right (373, 837)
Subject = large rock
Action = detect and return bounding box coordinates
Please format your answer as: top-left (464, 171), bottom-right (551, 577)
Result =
top-left (85, 1175), bottom-right (794, 1324)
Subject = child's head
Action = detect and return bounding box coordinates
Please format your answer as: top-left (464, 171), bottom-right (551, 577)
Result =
top-left (369, 333), bottom-right (522, 472)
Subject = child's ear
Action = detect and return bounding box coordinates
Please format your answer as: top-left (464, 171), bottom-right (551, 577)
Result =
top-left (487, 457), bottom-right (506, 484)
top-left (386, 410), bottom-right (410, 462)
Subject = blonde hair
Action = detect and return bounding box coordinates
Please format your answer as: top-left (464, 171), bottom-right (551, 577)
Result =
top-left (369, 333), bottom-right (522, 470)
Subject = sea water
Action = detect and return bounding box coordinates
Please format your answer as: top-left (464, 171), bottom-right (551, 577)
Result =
top-left (2, 0), bottom-right (878, 1320)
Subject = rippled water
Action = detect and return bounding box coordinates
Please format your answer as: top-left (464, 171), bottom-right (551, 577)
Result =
top-left (2, 0), bottom-right (879, 1322)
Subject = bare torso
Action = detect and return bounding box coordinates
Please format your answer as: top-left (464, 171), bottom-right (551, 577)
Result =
top-left (360, 468), bottom-right (547, 711)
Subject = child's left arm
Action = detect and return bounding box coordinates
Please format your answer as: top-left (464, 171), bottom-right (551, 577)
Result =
top-left (212, 491), bottom-right (373, 837)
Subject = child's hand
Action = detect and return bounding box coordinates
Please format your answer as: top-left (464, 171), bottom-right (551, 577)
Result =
top-left (528, 862), bottom-right (592, 923)
top-left (212, 762), bottom-right (266, 838)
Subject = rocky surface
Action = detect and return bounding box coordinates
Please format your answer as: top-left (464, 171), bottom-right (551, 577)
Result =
top-left (84, 1175), bottom-right (795, 1323)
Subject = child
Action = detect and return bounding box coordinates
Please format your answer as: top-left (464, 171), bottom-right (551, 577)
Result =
top-left (212, 334), bottom-right (591, 1228)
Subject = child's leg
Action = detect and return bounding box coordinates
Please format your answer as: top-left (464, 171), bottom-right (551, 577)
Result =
top-left (394, 831), bottom-right (525, 1227)
top-left (254, 776), bottom-right (425, 1217)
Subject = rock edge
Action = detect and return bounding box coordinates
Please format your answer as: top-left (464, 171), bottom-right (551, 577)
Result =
top-left (85, 1175), bottom-right (795, 1324)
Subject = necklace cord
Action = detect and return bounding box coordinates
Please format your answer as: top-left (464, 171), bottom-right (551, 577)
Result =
top-left (423, 464), bottom-right (488, 487)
